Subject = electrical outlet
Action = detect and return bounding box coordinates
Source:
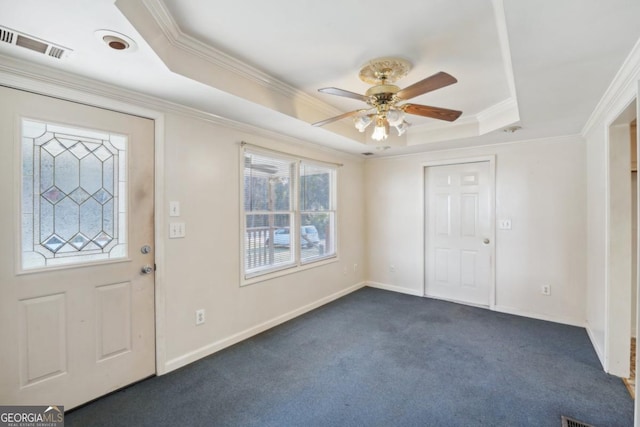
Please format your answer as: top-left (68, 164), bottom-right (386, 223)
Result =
top-left (343, 267), bottom-right (348, 276)
top-left (195, 309), bottom-right (205, 325)
top-left (353, 263), bottom-right (358, 273)
top-left (389, 264), bottom-right (396, 273)
top-left (541, 285), bottom-right (551, 296)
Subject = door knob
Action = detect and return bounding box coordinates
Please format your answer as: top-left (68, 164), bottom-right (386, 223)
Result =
top-left (483, 238), bottom-right (490, 245)
top-left (141, 265), bottom-right (154, 274)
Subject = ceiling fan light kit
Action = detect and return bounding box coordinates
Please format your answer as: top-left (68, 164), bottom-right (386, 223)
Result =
top-left (354, 115), bottom-right (372, 132)
top-left (371, 116), bottom-right (390, 141)
top-left (313, 56), bottom-right (462, 144)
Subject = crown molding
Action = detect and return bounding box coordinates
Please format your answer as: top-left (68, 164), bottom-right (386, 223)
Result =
top-left (406, 96), bottom-right (519, 145)
top-left (0, 53), bottom-right (231, 124)
top-left (476, 97), bottom-right (520, 133)
top-left (127, 0), bottom-right (523, 150)
top-left (0, 54), bottom-right (363, 162)
top-left (582, 37), bottom-right (640, 136)
top-left (141, 0), bottom-right (341, 118)
top-left (372, 133), bottom-right (583, 161)
top-left (408, 115), bottom-right (479, 145)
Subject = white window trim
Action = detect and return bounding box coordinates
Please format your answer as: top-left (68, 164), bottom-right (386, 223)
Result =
top-left (240, 143), bottom-right (339, 285)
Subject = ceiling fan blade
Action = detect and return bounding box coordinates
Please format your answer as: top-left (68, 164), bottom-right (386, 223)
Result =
top-left (318, 87), bottom-right (369, 102)
top-left (402, 103), bottom-right (462, 122)
top-left (396, 72), bottom-right (458, 101)
top-left (312, 110), bottom-right (364, 127)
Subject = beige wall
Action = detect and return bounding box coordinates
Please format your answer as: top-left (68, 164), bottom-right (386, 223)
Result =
top-left (365, 136), bottom-right (587, 326)
top-left (160, 113), bottom-right (366, 372)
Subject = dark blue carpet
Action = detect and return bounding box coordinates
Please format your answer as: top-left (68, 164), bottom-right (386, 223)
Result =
top-left (66, 287), bottom-right (633, 426)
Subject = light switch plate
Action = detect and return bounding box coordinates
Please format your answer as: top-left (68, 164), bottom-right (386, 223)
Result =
top-left (169, 222), bottom-right (186, 238)
top-left (169, 201), bottom-right (180, 217)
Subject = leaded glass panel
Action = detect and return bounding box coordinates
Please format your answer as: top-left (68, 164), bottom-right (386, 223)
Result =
top-left (21, 118), bottom-right (127, 270)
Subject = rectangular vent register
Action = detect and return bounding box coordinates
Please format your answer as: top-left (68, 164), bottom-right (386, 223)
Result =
top-left (0, 25), bottom-right (71, 59)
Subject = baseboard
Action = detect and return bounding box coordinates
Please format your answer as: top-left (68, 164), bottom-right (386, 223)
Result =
top-left (365, 284), bottom-right (587, 330)
top-left (493, 304), bottom-right (586, 328)
top-left (366, 281), bottom-right (424, 297)
top-left (585, 322), bottom-right (606, 369)
top-left (163, 281), bottom-right (366, 373)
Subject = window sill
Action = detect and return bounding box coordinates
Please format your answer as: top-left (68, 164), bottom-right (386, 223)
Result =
top-left (241, 255), bottom-right (338, 287)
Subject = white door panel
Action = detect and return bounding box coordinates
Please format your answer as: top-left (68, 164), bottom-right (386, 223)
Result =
top-left (0, 86), bottom-right (155, 409)
top-left (425, 161), bottom-right (492, 306)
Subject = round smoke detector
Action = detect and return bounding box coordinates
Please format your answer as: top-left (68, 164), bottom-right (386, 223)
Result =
top-left (95, 30), bottom-right (137, 52)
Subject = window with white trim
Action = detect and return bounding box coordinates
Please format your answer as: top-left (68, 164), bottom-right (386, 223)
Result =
top-left (243, 147), bottom-right (337, 279)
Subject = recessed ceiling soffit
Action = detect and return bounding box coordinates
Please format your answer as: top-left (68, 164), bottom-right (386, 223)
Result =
top-left (116, 0), bottom-right (519, 146)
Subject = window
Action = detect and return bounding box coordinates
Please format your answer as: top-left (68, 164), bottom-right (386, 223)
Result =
top-left (243, 147), bottom-right (337, 279)
top-left (21, 119), bottom-right (127, 271)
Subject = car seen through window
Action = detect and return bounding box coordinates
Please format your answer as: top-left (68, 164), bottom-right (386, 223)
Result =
top-left (268, 226), bottom-right (319, 248)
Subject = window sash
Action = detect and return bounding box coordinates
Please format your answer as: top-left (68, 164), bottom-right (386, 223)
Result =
top-left (242, 147), bottom-right (337, 280)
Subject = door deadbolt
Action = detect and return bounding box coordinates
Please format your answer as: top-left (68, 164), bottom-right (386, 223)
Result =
top-left (141, 245), bottom-right (152, 254)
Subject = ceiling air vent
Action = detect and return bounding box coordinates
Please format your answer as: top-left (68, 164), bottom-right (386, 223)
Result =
top-left (0, 25), bottom-right (71, 59)
top-left (48, 46), bottom-right (65, 59)
top-left (0, 28), bottom-right (14, 44)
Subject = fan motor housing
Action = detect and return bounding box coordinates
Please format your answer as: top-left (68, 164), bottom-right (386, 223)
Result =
top-left (366, 84), bottom-right (400, 97)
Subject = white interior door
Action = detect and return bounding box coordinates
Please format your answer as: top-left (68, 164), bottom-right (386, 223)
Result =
top-left (0, 86), bottom-right (156, 410)
top-left (425, 161), bottom-right (492, 306)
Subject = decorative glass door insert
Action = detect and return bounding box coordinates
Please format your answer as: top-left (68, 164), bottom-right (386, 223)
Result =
top-left (21, 118), bottom-right (127, 270)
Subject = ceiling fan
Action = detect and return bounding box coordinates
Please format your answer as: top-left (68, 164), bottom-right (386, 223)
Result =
top-left (312, 57), bottom-right (462, 141)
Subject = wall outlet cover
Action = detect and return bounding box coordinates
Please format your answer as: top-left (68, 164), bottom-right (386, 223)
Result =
top-left (195, 309), bottom-right (205, 325)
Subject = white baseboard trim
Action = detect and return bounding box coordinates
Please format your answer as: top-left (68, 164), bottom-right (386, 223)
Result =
top-left (493, 305), bottom-right (586, 328)
top-left (365, 283), bottom-right (588, 330)
top-left (366, 282), bottom-right (424, 297)
top-left (163, 281), bottom-right (366, 374)
top-left (585, 322), bottom-right (606, 369)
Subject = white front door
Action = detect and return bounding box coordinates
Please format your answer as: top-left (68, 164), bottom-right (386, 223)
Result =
top-left (425, 161), bottom-right (492, 306)
top-left (0, 86), bottom-right (156, 410)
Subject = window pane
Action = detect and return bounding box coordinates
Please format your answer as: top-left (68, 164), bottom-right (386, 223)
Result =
top-left (300, 163), bottom-right (333, 211)
top-left (300, 161), bottom-right (336, 264)
top-left (21, 119), bottom-right (127, 270)
top-left (244, 153), bottom-right (294, 212)
top-left (245, 213), bottom-right (294, 273)
top-left (301, 212), bottom-right (336, 263)
top-left (242, 149), bottom-right (338, 279)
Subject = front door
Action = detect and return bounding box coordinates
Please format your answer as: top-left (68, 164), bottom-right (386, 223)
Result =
top-left (0, 86), bottom-right (156, 409)
top-left (425, 161), bottom-right (492, 306)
